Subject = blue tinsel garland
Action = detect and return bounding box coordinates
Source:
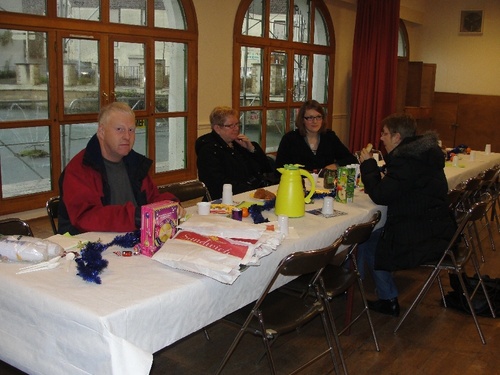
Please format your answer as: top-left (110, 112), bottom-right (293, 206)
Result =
top-left (76, 230), bottom-right (141, 284)
top-left (248, 190), bottom-right (336, 224)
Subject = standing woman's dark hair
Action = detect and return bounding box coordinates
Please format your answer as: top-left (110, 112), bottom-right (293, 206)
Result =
top-left (295, 99), bottom-right (327, 136)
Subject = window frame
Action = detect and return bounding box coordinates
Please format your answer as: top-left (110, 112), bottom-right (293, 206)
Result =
top-left (0, 0), bottom-right (198, 215)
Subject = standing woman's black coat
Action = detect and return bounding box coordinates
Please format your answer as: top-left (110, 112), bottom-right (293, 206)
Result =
top-left (360, 132), bottom-right (456, 271)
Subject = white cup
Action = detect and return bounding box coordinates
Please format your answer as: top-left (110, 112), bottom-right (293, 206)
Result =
top-left (452, 155), bottom-right (459, 167)
top-left (311, 173), bottom-right (319, 185)
top-left (322, 196), bottom-right (334, 216)
top-left (197, 202), bottom-right (211, 215)
top-left (222, 184), bottom-right (233, 205)
top-left (469, 151), bottom-right (476, 161)
top-left (277, 215), bottom-right (289, 236)
top-left (485, 144), bottom-right (491, 155)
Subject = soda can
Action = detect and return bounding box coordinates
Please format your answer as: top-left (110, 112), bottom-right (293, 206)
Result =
top-left (231, 208), bottom-right (243, 221)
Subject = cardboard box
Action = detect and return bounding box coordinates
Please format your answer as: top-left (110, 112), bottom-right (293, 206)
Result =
top-left (336, 167), bottom-right (356, 203)
top-left (140, 200), bottom-right (178, 257)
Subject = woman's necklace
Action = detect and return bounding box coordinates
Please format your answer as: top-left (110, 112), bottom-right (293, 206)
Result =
top-left (306, 135), bottom-right (319, 155)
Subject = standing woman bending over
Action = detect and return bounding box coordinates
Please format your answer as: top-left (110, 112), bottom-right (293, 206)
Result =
top-left (275, 99), bottom-right (357, 172)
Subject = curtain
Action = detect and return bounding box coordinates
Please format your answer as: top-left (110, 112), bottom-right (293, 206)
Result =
top-left (348, 0), bottom-right (400, 153)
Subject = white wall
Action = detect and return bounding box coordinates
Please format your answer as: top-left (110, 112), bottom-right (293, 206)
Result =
top-left (414, 0), bottom-right (500, 96)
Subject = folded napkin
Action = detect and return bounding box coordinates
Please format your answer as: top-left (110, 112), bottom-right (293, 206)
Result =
top-left (152, 216), bottom-right (283, 284)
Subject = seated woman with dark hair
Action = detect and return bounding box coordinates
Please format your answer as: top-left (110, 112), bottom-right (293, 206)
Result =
top-left (275, 99), bottom-right (358, 172)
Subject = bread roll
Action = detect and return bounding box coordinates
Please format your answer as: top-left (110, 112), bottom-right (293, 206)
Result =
top-left (364, 143), bottom-right (373, 153)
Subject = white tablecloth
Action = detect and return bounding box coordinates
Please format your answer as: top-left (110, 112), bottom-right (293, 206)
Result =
top-left (445, 151), bottom-right (500, 189)
top-left (0, 188), bottom-right (382, 375)
top-left (1, 153), bottom-right (497, 375)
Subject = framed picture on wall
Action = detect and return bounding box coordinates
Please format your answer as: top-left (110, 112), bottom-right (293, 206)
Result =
top-left (459, 10), bottom-right (483, 34)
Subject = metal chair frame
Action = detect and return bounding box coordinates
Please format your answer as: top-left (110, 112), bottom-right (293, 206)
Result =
top-left (158, 179), bottom-right (211, 205)
top-left (0, 218), bottom-right (34, 237)
top-left (46, 196), bottom-right (60, 235)
top-left (394, 194), bottom-right (496, 344)
top-left (216, 238), bottom-right (347, 375)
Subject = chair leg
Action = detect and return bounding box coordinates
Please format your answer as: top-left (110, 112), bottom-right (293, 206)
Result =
top-left (353, 276), bottom-right (380, 351)
top-left (343, 284), bottom-right (355, 335)
top-left (453, 272), bottom-right (487, 344)
top-left (321, 297), bottom-right (348, 375)
top-left (394, 267), bottom-right (441, 334)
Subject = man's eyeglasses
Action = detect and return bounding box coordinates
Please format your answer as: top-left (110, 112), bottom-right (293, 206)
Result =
top-left (219, 122), bottom-right (240, 129)
top-left (304, 115), bottom-right (323, 122)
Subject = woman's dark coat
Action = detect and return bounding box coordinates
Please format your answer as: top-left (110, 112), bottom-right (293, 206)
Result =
top-left (360, 132), bottom-right (456, 271)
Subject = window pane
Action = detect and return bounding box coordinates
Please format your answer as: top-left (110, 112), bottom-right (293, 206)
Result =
top-left (1, 1), bottom-right (46, 15)
top-left (242, 0), bottom-right (263, 37)
top-left (60, 123), bottom-right (98, 169)
top-left (312, 54), bottom-right (329, 103)
top-left (134, 119), bottom-right (147, 156)
top-left (270, 51), bottom-right (287, 103)
top-left (63, 38), bottom-right (100, 114)
top-left (114, 42), bottom-right (146, 111)
top-left (155, 0), bottom-right (186, 29)
top-left (269, 0), bottom-right (288, 40)
top-left (1, 126), bottom-right (51, 198)
top-left (155, 42), bottom-right (186, 113)
top-left (293, 54), bottom-right (308, 102)
top-left (155, 117), bottom-right (186, 173)
top-left (240, 47), bottom-right (262, 107)
top-left (266, 109), bottom-right (285, 153)
top-left (110, 0), bottom-right (146, 26)
top-left (314, 8), bottom-right (329, 46)
top-left (293, 0), bottom-right (310, 43)
top-left (58, 0), bottom-right (100, 21)
top-left (0, 30), bottom-right (49, 121)
top-left (241, 109), bottom-right (262, 143)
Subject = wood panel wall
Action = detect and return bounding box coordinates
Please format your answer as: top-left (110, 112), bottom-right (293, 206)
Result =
top-left (418, 92), bottom-right (500, 153)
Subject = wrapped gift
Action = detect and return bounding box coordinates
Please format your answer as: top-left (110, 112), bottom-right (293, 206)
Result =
top-left (140, 200), bottom-right (178, 257)
top-left (336, 166), bottom-right (356, 203)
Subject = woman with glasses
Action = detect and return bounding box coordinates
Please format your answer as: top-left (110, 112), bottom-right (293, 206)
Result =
top-left (356, 113), bottom-right (456, 316)
top-left (275, 99), bottom-right (357, 172)
top-left (196, 106), bottom-right (276, 199)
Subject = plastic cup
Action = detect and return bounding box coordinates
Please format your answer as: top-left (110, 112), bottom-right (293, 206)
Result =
top-left (485, 144), bottom-right (491, 155)
top-left (322, 196), bottom-right (334, 216)
top-left (222, 184), bottom-right (233, 205)
top-left (277, 215), bottom-right (289, 235)
top-left (197, 202), bottom-right (211, 215)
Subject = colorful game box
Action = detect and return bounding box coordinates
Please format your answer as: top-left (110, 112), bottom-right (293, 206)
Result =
top-left (140, 200), bottom-right (178, 257)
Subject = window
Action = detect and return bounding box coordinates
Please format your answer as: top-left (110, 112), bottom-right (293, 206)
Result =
top-left (235, 0), bottom-right (334, 153)
top-left (0, 0), bottom-right (198, 215)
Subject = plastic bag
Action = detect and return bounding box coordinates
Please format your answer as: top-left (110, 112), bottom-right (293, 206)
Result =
top-left (0, 235), bottom-right (63, 262)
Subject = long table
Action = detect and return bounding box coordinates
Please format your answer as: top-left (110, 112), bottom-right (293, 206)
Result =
top-left (1, 152), bottom-right (498, 375)
top-left (444, 151), bottom-right (500, 189)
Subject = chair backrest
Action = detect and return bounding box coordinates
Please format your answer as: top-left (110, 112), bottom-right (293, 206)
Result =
top-left (446, 193), bottom-right (491, 257)
top-left (158, 180), bottom-right (212, 205)
top-left (279, 237), bottom-right (343, 278)
top-left (342, 211), bottom-right (381, 247)
top-left (46, 196), bottom-right (60, 235)
top-left (0, 218), bottom-right (34, 236)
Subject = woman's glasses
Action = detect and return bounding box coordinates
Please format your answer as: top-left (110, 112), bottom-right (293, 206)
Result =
top-left (219, 122), bottom-right (240, 129)
top-left (303, 116), bottom-right (323, 122)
